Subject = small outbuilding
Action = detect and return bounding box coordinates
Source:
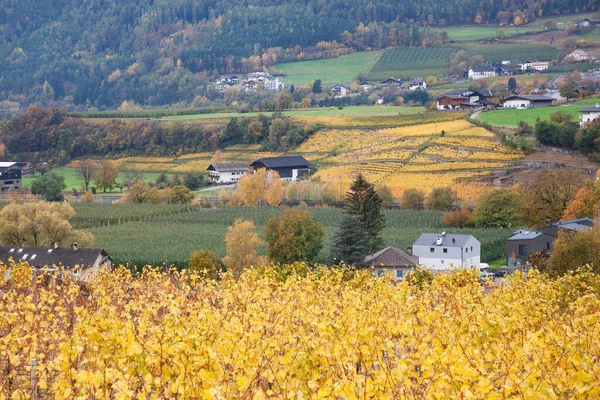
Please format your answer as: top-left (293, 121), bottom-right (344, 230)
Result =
top-left (364, 246), bottom-right (419, 280)
top-left (502, 95), bottom-right (553, 108)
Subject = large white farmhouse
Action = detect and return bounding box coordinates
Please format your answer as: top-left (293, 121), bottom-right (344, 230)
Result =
top-left (206, 163), bottom-right (249, 184)
top-left (412, 232), bottom-right (480, 270)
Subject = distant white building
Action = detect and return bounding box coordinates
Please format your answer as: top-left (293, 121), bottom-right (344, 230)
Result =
top-left (358, 81), bottom-right (375, 92)
top-left (264, 77), bottom-right (284, 91)
top-left (331, 85), bottom-right (349, 97)
top-left (468, 66), bottom-right (497, 80)
top-left (407, 80), bottom-right (427, 90)
top-left (502, 95), bottom-right (553, 108)
top-left (206, 163), bottom-right (249, 184)
top-left (412, 232), bottom-right (481, 270)
top-left (567, 50), bottom-right (589, 62)
top-left (579, 105), bottom-right (600, 126)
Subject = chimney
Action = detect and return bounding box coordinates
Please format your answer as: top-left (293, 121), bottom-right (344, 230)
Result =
top-left (441, 230), bottom-right (446, 236)
top-left (436, 236), bottom-right (443, 246)
top-left (406, 245), bottom-right (413, 255)
top-left (596, 103), bottom-right (600, 108)
top-left (53, 242), bottom-right (60, 250)
top-left (73, 243), bottom-right (79, 251)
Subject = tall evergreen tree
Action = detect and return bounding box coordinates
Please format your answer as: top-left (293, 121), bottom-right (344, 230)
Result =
top-left (345, 174), bottom-right (385, 251)
top-left (331, 215), bottom-right (371, 266)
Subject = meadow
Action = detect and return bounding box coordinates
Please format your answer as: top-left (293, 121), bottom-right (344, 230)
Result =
top-left (365, 47), bottom-right (457, 80)
top-left (275, 51), bottom-right (379, 85)
top-left (3, 265), bottom-right (600, 398)
top-left (456, 42), bottom-right (559, 62)
top-left (22, 167), bottom-right (166, 194)
top-left (477, 104), bottom-right (585, 127)
top-left (71, 204), bottom-right (512, 267)
top-left (159, 105), bottom-right (424, 121)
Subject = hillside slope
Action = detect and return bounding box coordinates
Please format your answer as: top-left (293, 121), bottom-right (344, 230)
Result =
top-left (0, 0), bottom-right (591, 109)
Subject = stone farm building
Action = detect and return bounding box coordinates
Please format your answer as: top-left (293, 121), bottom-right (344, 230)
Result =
top-left (0, 162), bottom-right (27, 191)
top-left (579, 105), bottom-right (600, 126)
top-left (364, 246), bottom-right (419, 280)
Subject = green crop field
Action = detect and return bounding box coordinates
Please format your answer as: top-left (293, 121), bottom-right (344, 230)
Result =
top-left (477, 105), bottom-right (585, 128)
top-left (159, 105), bottom-right (426, 121)
top-left (73, 205), bottom-right (511, 267)
top-left (456, 43), bottom-right (559, 63)
top-left (275, 51), bottom-right (379, 85)
top-left (365, 47), bottom-right (457, 80)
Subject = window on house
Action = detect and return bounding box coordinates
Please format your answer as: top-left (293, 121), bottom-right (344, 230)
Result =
top-left (441, 260), bottom-right (444, 264)
top-left (471, 246), bottom-right (473, 251)
top-left (430, 247), bottom-right (434, 253)
top-left (443, 248), bottom-right (448, 253)
top-left (376, 270), bottom-right (384, 278)
top-left (547, 242), bottom-right (550, 250)
top-left (519, 245), bottom-right (528, 256)
top-left (466, 248), bottom-right (468, 253)
top-left (396, 270), bottom-right (403, 279)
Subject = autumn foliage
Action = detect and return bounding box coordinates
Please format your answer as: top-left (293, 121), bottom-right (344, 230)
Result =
top-left (2, 264), bottom-right (600, 398)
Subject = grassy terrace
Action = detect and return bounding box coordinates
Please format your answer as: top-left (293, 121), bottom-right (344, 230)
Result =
top-left (159, 105), bottom-right (426, 121)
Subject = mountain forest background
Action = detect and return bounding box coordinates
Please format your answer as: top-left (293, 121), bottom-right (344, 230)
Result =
top-left (0, 0), bottom-right (594, 109)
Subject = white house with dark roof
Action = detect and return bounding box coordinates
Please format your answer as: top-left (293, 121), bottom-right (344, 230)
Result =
top-left (579, 104), bottom-right (600, 126)
top-left (502, 95), bottom-right (553, 108)
top-left (407, 80), bottom-right (427, 90)
top-left (206, 163), bottom-right (249, 184)
top-left (468, 66), bottom-right (498, 80)
top-left (412, 232), bottom-right (480, 270)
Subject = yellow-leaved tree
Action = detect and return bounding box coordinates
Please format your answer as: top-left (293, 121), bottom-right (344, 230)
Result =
top-left (223, 218), bottom-right (263, 276)
top-left (236, 169), bottom-right (267, 206)
top-left (265, 171), bottom-right (284, 206)
top-left (0, 201), bottom-right (93, 247)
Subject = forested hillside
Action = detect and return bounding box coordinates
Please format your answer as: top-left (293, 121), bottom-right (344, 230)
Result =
top-left (0, 0), bottom-right (592, 109)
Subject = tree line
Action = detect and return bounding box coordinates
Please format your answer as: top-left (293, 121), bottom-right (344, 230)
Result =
top-left (0, 107), bottom-right (313, 164)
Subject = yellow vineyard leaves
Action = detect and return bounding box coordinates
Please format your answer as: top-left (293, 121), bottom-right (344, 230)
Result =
top-left (1, 263), bottom-right (600, 399)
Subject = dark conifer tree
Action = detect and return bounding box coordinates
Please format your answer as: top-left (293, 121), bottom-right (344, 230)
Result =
top-left (344, 174), bottom-right (385, 251)
top-left (331, 215), bottom-right (371, 266)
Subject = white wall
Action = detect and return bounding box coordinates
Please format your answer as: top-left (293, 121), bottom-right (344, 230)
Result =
top-left (503, 99), bottom-right (531, 108)
top-left (581, 112), bottom-right (600, 126)
top-left (210, 170), bottom-right (247, 184)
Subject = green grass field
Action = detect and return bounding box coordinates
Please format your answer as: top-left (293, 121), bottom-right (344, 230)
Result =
top-left (71, 204), bottom-right (511, 267)
top-left (477, 105), bottom-right (584, 128)
top-left (275, 51), bottom-right (379, 85)
top-left (22, 167), bottom-right (168, 193)
top-left (438, 12), bottom-right (597, 41)
top-left (440, 26), bottom-right (539, 41)
top-left (159, 105), bottom-right (426, 121)
top-left (365, 47), bottom-right (457, 80)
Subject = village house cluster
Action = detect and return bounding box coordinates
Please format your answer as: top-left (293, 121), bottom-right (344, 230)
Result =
top-left (215, 72), bottom-right (285, 92)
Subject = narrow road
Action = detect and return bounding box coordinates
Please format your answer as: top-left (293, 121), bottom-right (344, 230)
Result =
top-left (470, 109), bottom-right (483, 121)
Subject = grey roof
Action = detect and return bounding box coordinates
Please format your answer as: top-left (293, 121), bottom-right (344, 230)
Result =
top-left (364, 246), bottom-right (419, 267)
top-left (250, 155), bottom-right (310, 169)
top-left (471, 66), bottom-right (496, 72)
top-left (557, 223), bottom-right (592, 232)
top-left (579, 107), bottom-right (600, 112)
top-left (507, 230), bottom-right (544, 241)
top-left (445, 88), bottom-right (491, 98)
top-left (0, 246), bottom-right (109, 269)
top-left (504, 95), bottom-right (553, 102)
top-left (413, 233), bottom-right (476, 247)
top-left (206, 163), bottom-right (248, 172)
top-left (553, 218), bottom-right (594, 226)
top-left (438, 94), bottom-right (467, 100)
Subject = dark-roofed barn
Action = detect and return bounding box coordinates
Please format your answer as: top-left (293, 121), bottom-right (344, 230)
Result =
top-left (249, 156), bottom-right (310, 181)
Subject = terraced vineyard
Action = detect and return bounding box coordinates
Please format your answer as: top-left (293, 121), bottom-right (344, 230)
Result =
top-left (366, 47), bottom-right (457, 80)
top-left (298, 118), bottom-right (523, 196)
